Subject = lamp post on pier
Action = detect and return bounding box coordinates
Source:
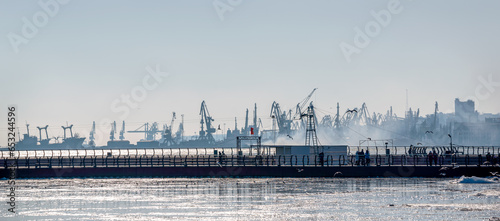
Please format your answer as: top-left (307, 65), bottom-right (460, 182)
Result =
top-left (448, 134), bottom-right (452, 152)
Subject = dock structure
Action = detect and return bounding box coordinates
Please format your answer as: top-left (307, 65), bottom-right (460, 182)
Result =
top-left (1, 146), bottom-right (498, 179)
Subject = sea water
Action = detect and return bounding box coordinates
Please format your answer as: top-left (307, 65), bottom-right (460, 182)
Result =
top-left (1, 177), bottom-right (499, 220)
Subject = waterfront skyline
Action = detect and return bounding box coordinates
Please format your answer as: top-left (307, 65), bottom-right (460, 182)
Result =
top-left (1, 1), bottom-right (499, 146)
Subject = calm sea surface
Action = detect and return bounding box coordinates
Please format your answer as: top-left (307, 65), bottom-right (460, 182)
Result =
top-left (1, 177), bottom-right (499, 220)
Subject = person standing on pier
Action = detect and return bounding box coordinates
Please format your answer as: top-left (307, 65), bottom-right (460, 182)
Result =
top-left (433, 150), bottom-right (438, 165)
top-left (365, 150), bottom-right (371, 166)
top-left (218, 151), bottom-right (223, 166)
top-left (428, 151), bottom-right (433, 166)
top-left (319, 152), bottom-right (324, 167)
top-left (486, 152), bottom-right (492, 164)
top-left (355, 150), bottom-right (360, 166)
top-left (360, 149), bottom-right (365, 166)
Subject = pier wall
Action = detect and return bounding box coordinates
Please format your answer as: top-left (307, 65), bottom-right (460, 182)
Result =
top-left (1, 165), bottom-right (498, 179)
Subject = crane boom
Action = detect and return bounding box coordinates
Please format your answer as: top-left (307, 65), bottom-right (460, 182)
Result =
top-left (199, 101), bottom-right (215, 143)
top-left (294, 88), bottom-right (317, 120)
top-left (119, 121), bottom-right (125, 140)
top-left (110, 121), bottom-right (116, 141)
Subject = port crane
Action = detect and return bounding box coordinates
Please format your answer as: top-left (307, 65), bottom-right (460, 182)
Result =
top-left (119, 121), bottom-right (125, 140)
top-left (162, 112), bottom-right (177, 146)
top-left (128, 122), bottom-right (161, 141)
top-left (270, 102), bottom-right (293, 136)
top-left (243, 108), bottom-right (249, 135)
top-left (334, 102), bottom-right (341, 128)
top-left (175, 114), bottom-right (184, 143)
top-left (294, 88), bottom-right (317, 129)
top-left (109, 121), bottom-right (116, 141)
top-left (251, 103), bottom-right (259, 135)
top-left (339, 103), bottom-right (373, 127)
top-left (89, 121), bottom-right (96, 147)
top-left (198, 101), bottom-right (215, 144)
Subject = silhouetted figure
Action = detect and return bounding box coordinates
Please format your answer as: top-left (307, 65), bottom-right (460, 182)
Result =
top-left (218, 151), bottom-right (223, 166)
top-left (355, 150), bottom-right (360, 166)
top-left (319, 152), bottom-right (324, 167)
top-left (433, 150), bottom-right (438, 165)
top-left (365, 150), bottom-right (371, 166)
top-left (428, 151), bottom-right (433, 166)
top-left (360, 149), bottom-right (365, 166)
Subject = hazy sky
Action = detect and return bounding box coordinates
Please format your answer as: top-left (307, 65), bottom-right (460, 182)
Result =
top-left (1, 0), bottom-right (499, 146)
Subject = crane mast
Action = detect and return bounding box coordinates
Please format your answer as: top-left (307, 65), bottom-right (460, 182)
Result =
top-left (253, 103), bottom-right (258, 135)
top-left (294, 88), bottom-right (317, 121)
top-left (302, 102), bottom-right (320, 153)
top-left (270, 101), bottom-right (293, 135)
top-left (199, 101), bottom-right (215, 144)
top-left (128, 122), bottom-right (161, 141)
top-left (334, 102), bottom-right (341, 129)
top-left (109, 121), bottom-right (116, 141)
top-left (89, 121), bottom-right (96, 147)
top-left (119, 121), bottom-right (125, 140)
top-left (162, 112), bottom-right (177, 146)
top-left (244, 108), bottom-right (249, 135)
top-left (175, 114), bottom-right (184, 143)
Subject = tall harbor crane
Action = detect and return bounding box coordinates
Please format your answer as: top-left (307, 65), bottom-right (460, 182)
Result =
top-left (334, 102), bottom-right (341, 129)
top-left (433, 101), bottom-right (439, 130)
top-left (199, 101), bottom-right (215, 144)
top-left (340, 103), bottom-right (375, 127)
top-left (175, 114), bottom-right (184, 143)
top-left (244, 108), bottom-right (249, 135)
top-left (162, 112), bottom-right (176, 146)
top-left (252, 103), bottom-right (259, 135)
top-left (119, 121), bottom-right (125, 140)
top-left (128, 122), bottom-right (161, 141)
top-left (109, 121), bottom-right (116, 141)
top-left (89, 121), bottom-right (96, 147)
top-left (270, 101), bottom-right (293, 135)
top-left (294, 88), bottom-right (317, 129)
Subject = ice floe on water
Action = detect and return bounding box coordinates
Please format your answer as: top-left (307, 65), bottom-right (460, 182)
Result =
top-left (473, 189), bottom-right (500, 197)
top-left (402, 203), bottom-right (499, 212)
top-left (451, 176), bottom-right (500, 184)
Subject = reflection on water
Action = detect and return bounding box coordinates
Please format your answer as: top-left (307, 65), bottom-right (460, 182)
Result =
top-left (1, 178), bottom-right (499, 220)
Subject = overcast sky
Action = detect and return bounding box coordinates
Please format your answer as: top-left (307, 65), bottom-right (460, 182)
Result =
top-left (1, 0), bottom-right (499, 146)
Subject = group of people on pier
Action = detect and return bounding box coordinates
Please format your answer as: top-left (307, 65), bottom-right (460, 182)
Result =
top-left (427, 150), bottom-right (439, 166)
top-left (217, 151), bottom-right (226, 166)
top-left (355, 149), bottom-right (370, 166)
top-left (486, 152), bottom-right (499, 165)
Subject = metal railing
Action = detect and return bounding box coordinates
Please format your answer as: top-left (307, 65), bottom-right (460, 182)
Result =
top-left (2, 146), bottom-right (498, 159)
top-left (350, 145), bottom-right (499, 156)
top-left (1, 153), bottom-right (497, 169)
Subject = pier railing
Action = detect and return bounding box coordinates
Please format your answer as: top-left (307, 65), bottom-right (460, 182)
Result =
top-left (351, 145), bottom-right (499, 156)
top-left (0, 147), bottom-right (270, 159)
top-left (2, 146), bottom-right (498, 159)
top-left (2, 153), bottom-right (498, 169)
